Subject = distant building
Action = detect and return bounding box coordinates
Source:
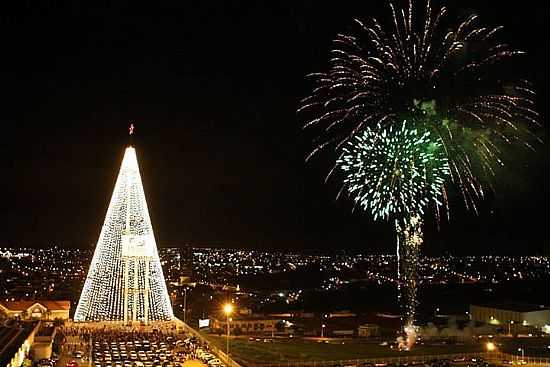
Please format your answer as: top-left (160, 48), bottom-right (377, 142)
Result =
top-left (162, 246), bottom-right (194, 285)
top-left (32, 326), bottom-right (57, 361)
top-left (0, 321), bottom-right (40, 367)
top-left (329, 311), bottom-right (357, 318)
top-left (238, 307), bottom-right (253, 316)
top-left (470, 303), bottom-right (550, 329)
top-left (180, 245), bottom-right (194, 281)
top-left (358, 324), bottom-right (380, 338)
top-left (0, 300), bottom-right (71, 320)
top-left (210, 316), bottom-right (282, 335)
top-left (266, 311), bottom-right (315, 318)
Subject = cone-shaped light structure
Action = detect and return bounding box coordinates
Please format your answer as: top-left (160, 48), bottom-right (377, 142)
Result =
top-left (75, 146), bottom-right (173, 322)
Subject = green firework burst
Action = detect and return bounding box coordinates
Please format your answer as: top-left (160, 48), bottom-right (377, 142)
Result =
top-left (337, 120), bottom-right (450, 222)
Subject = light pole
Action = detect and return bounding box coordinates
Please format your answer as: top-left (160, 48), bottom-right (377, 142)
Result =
top-left (183, 287), bottom-right (188, 324)
top-left (321, 324), bottom-right (326, 338)
top-left (223, 303), bottom-right (234, 357)
top-left (518, 348), bottom-right (524, 360)
top-left (509, 320), bottom-right (514, 336)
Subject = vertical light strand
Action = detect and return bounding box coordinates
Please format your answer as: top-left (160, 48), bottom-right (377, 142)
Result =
top-left (75, 147), bottom-right (173, 322)
top-left (396, 214), bottom-right (422, 349)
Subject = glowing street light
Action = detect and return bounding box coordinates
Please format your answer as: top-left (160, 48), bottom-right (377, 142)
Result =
top-left (224, 303), bottom-right (234, 356)
top-left (486, 342), bottom-right (496, 352)
top-left (321, 324), bottom-right (326, 338)
top-left (224, 303), bottom-right (234, 315)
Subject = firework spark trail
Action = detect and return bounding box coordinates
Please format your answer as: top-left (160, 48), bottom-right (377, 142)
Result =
top-left (397, 214), bottom-right (422, 350)
top-left (338, 122), bottom-right (449, 341)
top-left (300, 1), bottom-right (539, 208)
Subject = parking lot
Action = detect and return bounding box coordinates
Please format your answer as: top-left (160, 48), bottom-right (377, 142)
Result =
top-left (53, 324), bottom-right (226, 367)
top-left (91, 334), bottom-right (195, 367)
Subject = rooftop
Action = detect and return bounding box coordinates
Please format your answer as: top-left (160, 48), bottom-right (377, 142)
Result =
top-left (0, 300), bottom-right (71, 311)
top-left (473, 302), bottom-right (549, 313)
top-left (0, 321), bottom-right (39, 367)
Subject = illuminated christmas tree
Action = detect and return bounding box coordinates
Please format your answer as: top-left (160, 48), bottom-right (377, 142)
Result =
top-left (75, 146), bottom-right (173, 323)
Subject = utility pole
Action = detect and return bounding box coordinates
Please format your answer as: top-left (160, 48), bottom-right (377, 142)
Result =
top-left (183, 287), bottom-right (188, 324)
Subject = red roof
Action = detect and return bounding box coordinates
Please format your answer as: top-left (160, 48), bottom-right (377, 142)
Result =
top-left (0, 300), bottom-right (71, 311)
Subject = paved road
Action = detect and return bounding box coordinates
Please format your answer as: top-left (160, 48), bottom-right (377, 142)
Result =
top-left (58, 335), bottom-right (91, 367)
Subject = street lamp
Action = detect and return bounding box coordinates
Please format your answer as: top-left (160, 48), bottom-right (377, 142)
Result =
top-left (486, 342), bottom-right (496, 352)
top-left (321, 324), bottom-right (326, 338)
top-left (183, 287), bottom-right (188, 324)
top-left (509, 320), bottom-right (514, 336)
top-left (223, 303), bottom-right (234, 356)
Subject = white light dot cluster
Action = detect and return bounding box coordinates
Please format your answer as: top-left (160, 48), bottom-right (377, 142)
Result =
top-left (337, 121), bottom-right (450, 222)
top-left (75, 147), bottom-right (173, 322)
top-left (396, 214), bottom-right (423, 328)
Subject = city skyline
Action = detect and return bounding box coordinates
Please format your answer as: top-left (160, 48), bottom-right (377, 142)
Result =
top-left (3, 1), bottom-right (550, 254)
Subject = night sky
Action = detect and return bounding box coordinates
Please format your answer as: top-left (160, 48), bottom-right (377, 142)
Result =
top-left (2, 1), bottom-right (549, 254)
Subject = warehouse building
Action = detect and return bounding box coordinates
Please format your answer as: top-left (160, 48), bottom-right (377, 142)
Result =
top-left (470, 303), bottom-right (550, 331)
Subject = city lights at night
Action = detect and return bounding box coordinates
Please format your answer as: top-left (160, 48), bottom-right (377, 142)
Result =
top-left (1, 1), bottom-right (549, 367)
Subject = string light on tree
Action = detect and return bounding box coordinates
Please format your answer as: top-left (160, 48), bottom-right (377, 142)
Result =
top-left (75, 142), bottom-right (173, 323)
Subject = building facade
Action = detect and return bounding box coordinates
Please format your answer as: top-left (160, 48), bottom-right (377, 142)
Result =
top-left (470, 303), bottom-right (550, 330)
top-left (211, 316), bottom-right (281, 335)
top-left (358, 324), bottom-right (380, 337)
top-left (0, 301), bottom-right (70, 320)
top-left (0, 321), bottom-right (40, 367)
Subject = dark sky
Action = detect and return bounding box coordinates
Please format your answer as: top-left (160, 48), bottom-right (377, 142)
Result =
top-left (2, 1), bottom-right (549, 254)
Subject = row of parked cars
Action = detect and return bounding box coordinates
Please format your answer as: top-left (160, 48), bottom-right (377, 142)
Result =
top-left (196, 347), bottom-right (225, 367)
top-left (90, 336), bottom-right (192, 367)
top-left (37, 357), bottom-right (59, 367)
